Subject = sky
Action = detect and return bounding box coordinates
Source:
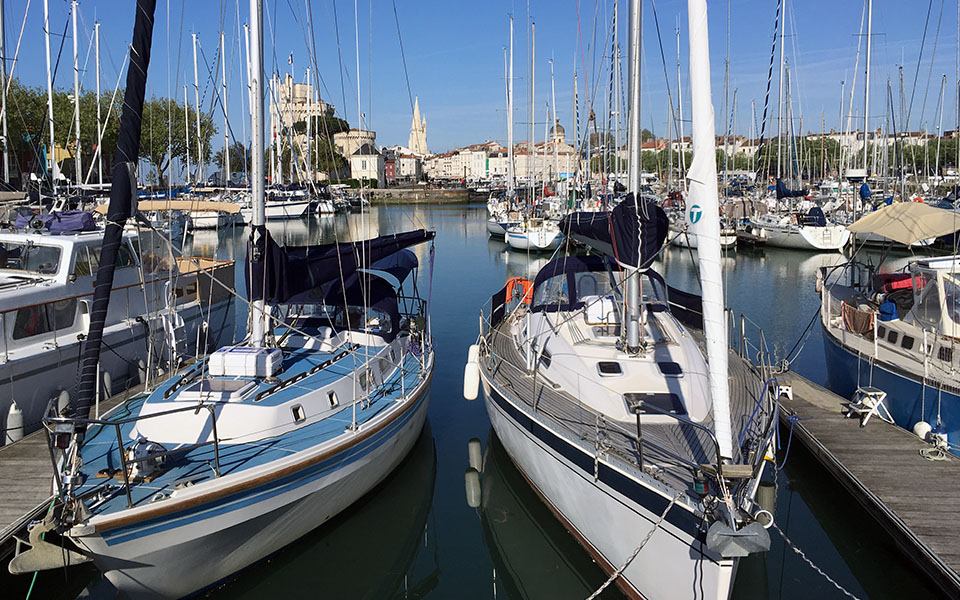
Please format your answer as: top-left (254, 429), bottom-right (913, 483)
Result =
top-left (4, 0), bottom-right (960, 156)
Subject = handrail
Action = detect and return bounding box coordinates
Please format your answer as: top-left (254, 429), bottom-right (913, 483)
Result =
top-left (45, 401), bottom-right (223, 509)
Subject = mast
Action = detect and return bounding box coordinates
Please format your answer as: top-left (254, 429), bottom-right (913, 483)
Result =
top-left (95, 22), bottom-right (103, 185)
top-left (183, 84), bottom-right (191, 184)
top-left (507, 16), bottom-right (515, 196)
top-left (306, 67), bottom-right (312, 184)
top-left (0, 0), bottom-right (8, 183)
top-left (529, 20), bottom-right (535, 205)
top-left (550, 58), bottom-right (558, 186)
top-left (862, 0), bottom-right (873, 173)
top-left (249, 0), bottom-right (266, 345)
top-left (676, 25), bottom-right (686, 191)
top-left (625, 0), bottom-right (641, 353)
top-left (192, 33), bottom-right (202, 184)
top-left (776, 0), bottom-right (784, 180)
top-left (269, 74), bottom-right (275, 184)
top-left (43, 0), bottom-right (56, 194)
top-left (687, 0), bottom-right (733, 461)
top-left (71, 0), bottom-right (81, 183)
top-left (221, 31), bottom-right (230, 186)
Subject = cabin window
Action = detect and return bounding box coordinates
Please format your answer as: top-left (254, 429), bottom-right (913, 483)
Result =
top-left (943, 275), bottom-right (960, 325)
top-left (115, 244), bottom-right (136, 269)
top-left (901, 335), bottom-right (915, 350)
top-left (72, 247), bottom-right (94, 277)
top-left (887, 330), bottom-right (899, 344)
top-left (938, 346), bottom-right (954, 363)
top-left (532, 275), bottom-right (568, 308)
top-left (539, 348), bottom-right (552, 369)
top-left (13, 299), bottom-right (78, 340)
top-left (291, 405), bottom-right (306, 423)
top-left (877, 325), bottom-right (887, 339)
top-left (0, 242), bottom-right (61, 274)
top-left (328, 391), bottom-right (339, 407)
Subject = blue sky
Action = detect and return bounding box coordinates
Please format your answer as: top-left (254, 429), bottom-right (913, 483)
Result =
top-left (6, 0), bottom-right (960, 153)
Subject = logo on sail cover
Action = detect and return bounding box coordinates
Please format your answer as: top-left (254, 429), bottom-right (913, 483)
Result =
top-left (688, 204), bottom-right (703, 224)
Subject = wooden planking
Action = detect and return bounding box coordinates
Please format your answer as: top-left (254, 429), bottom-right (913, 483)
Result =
top-left (778, 372), bottom-right (960, 598)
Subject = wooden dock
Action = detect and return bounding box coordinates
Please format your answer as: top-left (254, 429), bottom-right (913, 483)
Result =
top-left (0, 381), bottom-right (150, 561)
top-left (778, 372), bottom-right (960, 597)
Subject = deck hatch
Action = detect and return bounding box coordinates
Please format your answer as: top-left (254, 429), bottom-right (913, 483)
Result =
top-left (623, 392), bottom-right (686, 416)
top-left (597, 361), bottom-right (622, 376)
top-left (657, 361), bottom-right (683, 376)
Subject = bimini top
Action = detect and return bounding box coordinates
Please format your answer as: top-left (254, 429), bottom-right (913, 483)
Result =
top-left (559, 194), bottom-right (668, 269)
top-left (247, 226), bottom-right (434, 304)
top-left (847, 201), bottom-right (960, 246)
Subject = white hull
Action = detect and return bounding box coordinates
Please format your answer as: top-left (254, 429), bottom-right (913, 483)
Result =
top-left (669, 229), bottom-right (737, 249)
top-left (481, 380), bottom-right (732, 600)
top-left (505, 228), bottom-right (561, 252)
top-left (762, 223), bottom-right (849, 251)
top-left (188, 211), bottom-right (238, 230)
top-left (75, 385), bottom-right (431, 599)
top-left (240, 200), bottom-right (312, 221)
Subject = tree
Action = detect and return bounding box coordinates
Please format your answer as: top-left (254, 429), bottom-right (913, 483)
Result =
top-left (139, 96), bottom-right (217, 185)
top-left (214, 141), bottom-right (250, 181)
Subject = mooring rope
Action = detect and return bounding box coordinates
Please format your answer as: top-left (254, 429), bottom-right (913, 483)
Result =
top-left (770, 520), bottom-right (862, 600)
top-left (584, 492), bottom-right (683, 600)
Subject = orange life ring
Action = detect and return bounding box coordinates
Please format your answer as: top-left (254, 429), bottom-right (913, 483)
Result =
top-left (505, 276), bottom-right (534, 305)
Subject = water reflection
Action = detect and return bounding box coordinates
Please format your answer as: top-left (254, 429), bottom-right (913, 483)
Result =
top-left (204, 423), bottom-right (440, 599)
top-left (478, 434), bottom-right (622, 599)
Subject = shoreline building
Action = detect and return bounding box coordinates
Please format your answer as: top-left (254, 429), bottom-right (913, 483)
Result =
top-left (269, 73), bottom-right (336, 182)
top-left (409, 97), bottom-right (429, 156)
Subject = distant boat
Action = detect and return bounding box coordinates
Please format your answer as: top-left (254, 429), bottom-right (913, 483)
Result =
top-left (505, 217), bottom-right (561, 252)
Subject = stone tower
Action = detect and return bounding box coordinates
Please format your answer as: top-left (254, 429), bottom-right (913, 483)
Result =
top-left (408, 97), bottom-right (428, 156)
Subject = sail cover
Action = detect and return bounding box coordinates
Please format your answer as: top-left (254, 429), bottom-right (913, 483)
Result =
top-left (559, 194), bottom-right (668, 269)
top-left (247, 226), bottom-right (434, 303)
top-left (775, 179), bottom-right (807, 199)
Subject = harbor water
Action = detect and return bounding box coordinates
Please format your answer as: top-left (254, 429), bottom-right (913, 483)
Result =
top-left (8, 203), bottom-right (939, 599)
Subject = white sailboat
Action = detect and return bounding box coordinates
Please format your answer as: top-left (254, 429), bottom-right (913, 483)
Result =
top-left (466, 1), bottom-right (773, 598)
top-left (13, 3), bottom-right (437, 598)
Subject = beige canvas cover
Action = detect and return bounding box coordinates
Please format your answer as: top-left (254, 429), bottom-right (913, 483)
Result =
top-left (847, 202), bottom-right (960, 246)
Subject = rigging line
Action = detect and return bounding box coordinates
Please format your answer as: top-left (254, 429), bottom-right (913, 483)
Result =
top-left (391, 0), bottom-right (415, 115)
top-left (905, 0), bottom-right (934, 133)
top-left (1, 0), bottom-right (33, 121)
top-left (916, 0), bottom-right (944, 135)
top-left (753, 0), bottom-right (781, 180)
top-left (649, 0), bottom-right (680, 145)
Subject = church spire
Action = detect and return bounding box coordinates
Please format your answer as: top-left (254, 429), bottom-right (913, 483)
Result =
top-left (409, 96), bottom-right (429, 155)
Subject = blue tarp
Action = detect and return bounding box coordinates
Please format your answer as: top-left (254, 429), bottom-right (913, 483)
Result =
top-left (859, 182), bottom-right (872, 201)
top-left (775, 179), bottom-right (807, 200)
top-left (559, 194), bottom-right (668, 269)
top-left (14, 210), bottom-right (96, 232)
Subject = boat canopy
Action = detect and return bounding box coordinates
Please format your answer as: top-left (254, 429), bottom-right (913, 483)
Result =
top-left (775, 179), bottom-right (807, 200)
top-left (847, 202), bottom-right (960, 246)
top-left (94, 200), bottom-right (241, 215)
top-left (247, 226), bottom-right (434, 304)
top-left (559, 194), bottom-right (668, 269)
top-left (14, 210), bottom-right (96, 232)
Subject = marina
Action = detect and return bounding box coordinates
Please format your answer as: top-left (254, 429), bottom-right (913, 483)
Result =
top-left (0, 0), bottom-right (960, 598)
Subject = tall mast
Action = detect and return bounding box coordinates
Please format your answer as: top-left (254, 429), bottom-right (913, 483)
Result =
top-left (862, 0), bottom-right (873, 172)
top-left (507, 16), bottom-right (515, 196)
top-left (676, 25), bottom-right (686, 191)
top-left (288, 63), bottom-right (294, 183)
top-left (625, 0), bottom-right (642, 353)
top-left (192, 33), bottom-right (202, 183)
top-left (43, 0), bottom-right (56, 194)
top-left (221, 31), bottom-right (229, 186)
top-left (0, 0), bottom-right (8, 183)
top-left (184, 84), bottom-right (191, 183)
top-left (306, 67), bottom-right (312, 184)
top-left (550, 58), bottom-right (558, 184)
top-left (71, 1), bottom-right (81, 183)
top-left (249, 0), bottom-right (266, 345)
top-left (95, 22), bottom-right (103, 185)
top-left (529, 20), bottom-right (535, 204)
top-left (687, 0), bottom-right (733, 461)
top-left (776, 0), bottom-right (784, 179)
top-left (269, 74), bottom-right (276, 184)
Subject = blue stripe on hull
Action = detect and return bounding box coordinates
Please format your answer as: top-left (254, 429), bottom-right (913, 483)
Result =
top-left (100, 389), bottom-right (429, 546)
top-left (822, 330), bottom-right (960, 450)
top-left (485, 385), bottom-right (705, 543)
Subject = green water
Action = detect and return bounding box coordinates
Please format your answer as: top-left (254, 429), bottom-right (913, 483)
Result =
top-left (7, 204), bottom-right (939, 599)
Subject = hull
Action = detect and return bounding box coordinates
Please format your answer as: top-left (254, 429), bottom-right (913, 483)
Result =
top-left (240, 200), bottom-right (312, 221)
top-left (481, 380), bottom-right (733, 600)
top-left (669, 230), bottom-right (737, 249)
top-left (75, 386), bottom-right (431, 599)
top-left (487, 218), bottom-right (519, 237)
top-left (506, 229), bottom-right (561, 252)
top-left (763, 224), bottom-right (849, 251)
top-left (823, 327), bottom-right (960, 448)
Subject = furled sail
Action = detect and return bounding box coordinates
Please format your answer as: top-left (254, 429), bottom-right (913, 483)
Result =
top-left (73, 0), bottom-right (157, 425)
top-left (775, 178), bottom-right (807, 200)
top-left (559, 194), bottom-right (668, 269)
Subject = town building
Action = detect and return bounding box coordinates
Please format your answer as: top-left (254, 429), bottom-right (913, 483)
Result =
top-left (408, 97), bottom-right (429, 156)
top-left (268, 73), bottom-right (336, 182)
top-left (349, 143), bottom-right (385, 187)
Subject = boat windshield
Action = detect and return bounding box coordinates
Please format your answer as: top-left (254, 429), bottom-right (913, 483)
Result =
top-left (0, 241), bottom-right (61, 275)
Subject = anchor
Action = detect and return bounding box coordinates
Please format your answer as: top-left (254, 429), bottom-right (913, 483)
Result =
top-left (8, 516), bottom-right (92, 574)
top-left (705, 520), bottom-right (771, 558)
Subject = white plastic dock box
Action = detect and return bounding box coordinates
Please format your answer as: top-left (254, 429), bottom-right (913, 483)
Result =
top-left (208, 346), bottom-right (283, 378)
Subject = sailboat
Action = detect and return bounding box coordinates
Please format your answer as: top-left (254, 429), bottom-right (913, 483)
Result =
top-left (12, 2), bottom-right (437, 597)
top-left (465, 1), bottom-right (774, 598)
